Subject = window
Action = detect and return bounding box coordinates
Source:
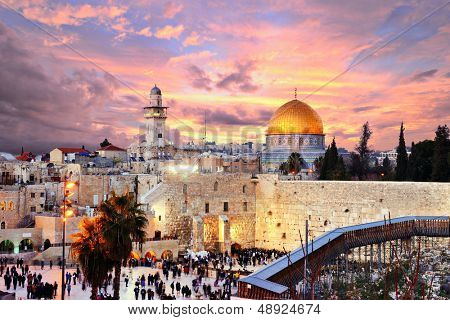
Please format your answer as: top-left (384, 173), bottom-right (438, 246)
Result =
top-left (158, 133), bottom-right (163, 138)
top-left (223, 202), bottom-right (229, 212)
top-left (30, 206), bottom-right (36, 212)
top-left (243, 202), bottom-right (248, 212)
top-left (0, 222), bottom-right (5, 229)
top-left (0, 201), bottom-right (5, 211)
top-left (31, 193), bottom-right (35, 198)
top-left (40, 192), bottom-right (45, 198)
top-left (205, 202), bottom-right (209, 213)
top-left (182, 201), bottom-right (188, 213)
top-left (158, 215), bottom-right (161, 221)
top-left (183, 184), bottom-right (187, 195)
top-left (242, 185), bottom-right (246, 193)
top-left (214, 181), bottom-right (218, 191)
top-left (93, 195), bottom-right (99, 207)
top-left (8, 201), bottom-right (14, 210)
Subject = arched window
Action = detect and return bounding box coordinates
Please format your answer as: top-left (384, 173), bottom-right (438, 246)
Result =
top-left (0, 221), bottom-right (5, 229)
top-left (0, 201), bottom-right (6, 211)
top-left (242, 185), bottom-right (246, 194)
top-left (324, 220), bottom-right (329, 227)
top-left (214, 181), bottom-right (218, 191)
top-left (8, 201), bottom-right (14, 210)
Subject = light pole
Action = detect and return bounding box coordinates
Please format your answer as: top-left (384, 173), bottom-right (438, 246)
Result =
top-left (61, 180), bottom-right (75, 300)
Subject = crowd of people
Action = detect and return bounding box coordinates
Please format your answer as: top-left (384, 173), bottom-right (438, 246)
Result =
top-left (1, 247), bottom-right (284, 300)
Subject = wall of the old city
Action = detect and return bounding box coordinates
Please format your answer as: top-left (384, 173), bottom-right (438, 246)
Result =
top-left (163, 173), bottom-right (257, 250)
top-left (255, 175), bottom-right (450, 251)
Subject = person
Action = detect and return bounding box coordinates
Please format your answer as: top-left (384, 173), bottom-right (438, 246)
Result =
top-left (176, 282), bottom-right (181, 296)
top-left (134, 286), bottom-right (139, 300)
top-left (147, 287), bottom-right (153, 300)
top-left (125, 276), bottom-right (129, 287)
top-left (49, 260), bottom-right (53, 270)
top-left (53, 281), bottom-right (58, 297)
top-left (41, 261), bottom-right (44, 270)
top-left (140, 288), bottom-right (146, 300)
top-left (67, 283), bottom-right (71, 296)
top-left (170, 282), bottom-right (174, 294)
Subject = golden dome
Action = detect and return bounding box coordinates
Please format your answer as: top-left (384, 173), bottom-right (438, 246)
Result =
top-left (267, 99), bottom-right (323, 135)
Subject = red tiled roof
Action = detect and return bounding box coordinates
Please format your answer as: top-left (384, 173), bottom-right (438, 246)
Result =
top-left (16, 152), bottom-right (34, 161)
top-left (56, 147), bottom-right (90, 153)
top-left (97, 145), bottom-right (126, 152)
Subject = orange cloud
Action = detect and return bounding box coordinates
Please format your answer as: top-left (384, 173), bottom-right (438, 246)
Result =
top-left (155, 24), bottom-right (185, 39)
top-left (163, 2), bottom-right (183, 19)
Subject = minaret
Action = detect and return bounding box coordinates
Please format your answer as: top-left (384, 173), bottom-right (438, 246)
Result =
top-left (144, 85), bottom-right (168, 148)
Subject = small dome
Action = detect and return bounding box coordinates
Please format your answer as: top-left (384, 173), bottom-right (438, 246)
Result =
top-left (150, 85), bottom-right (161, 95)
top-left (267, 99), bottom-right (323, 135)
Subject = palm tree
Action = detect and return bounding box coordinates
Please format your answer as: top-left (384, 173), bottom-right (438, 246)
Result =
top-left (287, 152), bottom-right (305, 175)
top-left (71, 217), bottom-right (113, 300)
top-left (98, 193), bottom-right (148, 300)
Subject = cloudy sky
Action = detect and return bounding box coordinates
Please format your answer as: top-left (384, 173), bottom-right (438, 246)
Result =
top-left (0, 0), bottom-right (449, 154)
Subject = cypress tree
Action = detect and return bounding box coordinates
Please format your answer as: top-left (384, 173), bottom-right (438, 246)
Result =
top-left (395, 122), bottom-right (408, 181)
top-left (431, 125), bottom-right (449, 182)
top-left (354, 122), bottom-right (373, 180)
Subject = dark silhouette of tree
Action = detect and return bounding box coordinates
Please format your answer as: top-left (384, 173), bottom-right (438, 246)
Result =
top-left (98, 193), bottom-right (148, 300)
top-left (395, 122), bottom-right (408, 181)
top-left (100, 138), bottom-right (112, 148)
top-left (382, 156), bottom-right (391, 174)
top-left (406, 140), bottom-right (434, 181)
top-left (431, 125), bottom-right (449, 182)
top-left (280, 153), bottom-right (306, 175)
top-left (351, 122), bottom-right (372, 180)
top-left (71, 217), bottom-right (113, 300)
top-left (287, 152), bottom-right (305, 175)
top-left (319, 138), bottom-right (347, 180)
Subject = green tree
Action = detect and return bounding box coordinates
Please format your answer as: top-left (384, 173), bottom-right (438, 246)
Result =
top-left (286, 152), bottom-right (305, 175)
top-left (71, 217), bottom-right (113, 300)
top-left (431, 125), bottom-right (450, 182)
top-left (319, 138), bottom-right (347, 180)
top-left (98, 193), bottom-right (148, 300)
top-left (395, 122), bottom-right (408, 181)
top-left (352, 122), bottom-right (373, 180)
top-left (100, 138), bottom-right (112, 148)
top-left (406, 140), bottom-right (434, 181)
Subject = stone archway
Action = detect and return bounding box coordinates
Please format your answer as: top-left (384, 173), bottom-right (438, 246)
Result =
top-left (0, 221), bottom-right (5, 229)
top-left (145, 250), bottom-right (157, 259)
top-left (161, 250), bottom-right (173, 260)
top-left (0, 240), bottom-right (14, 253)
top-left (130, 251), bottom-right (140, 260)
top-left (19, 239), bottom-right (33, 252)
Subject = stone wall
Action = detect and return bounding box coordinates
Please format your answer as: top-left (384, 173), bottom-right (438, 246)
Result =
top-left (78, 174), bottom-right (159, 208)
top-left (163, 173), bottom-right (257, 251)
top-left (0, 185), bottom-right (47, 229)
top-left (255, 175), bottom-right (450, 250)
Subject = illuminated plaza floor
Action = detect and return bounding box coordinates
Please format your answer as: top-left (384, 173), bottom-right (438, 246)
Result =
top-left (0, 265), bottom-right (245, 300)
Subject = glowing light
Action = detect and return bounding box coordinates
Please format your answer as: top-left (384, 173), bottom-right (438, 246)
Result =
top-left (65, 182), bottom-right (76, 189)
top-left (65, 209), bottom-right (74, 217)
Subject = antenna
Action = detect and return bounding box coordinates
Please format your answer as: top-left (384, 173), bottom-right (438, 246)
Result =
top-left (204, 110), bottom-right (207, 142)
top-left (294, 88), bottom-right (297, 100)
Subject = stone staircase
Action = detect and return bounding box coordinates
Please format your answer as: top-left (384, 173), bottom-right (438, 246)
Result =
top-left (139, 181), bottom-right (165, 205)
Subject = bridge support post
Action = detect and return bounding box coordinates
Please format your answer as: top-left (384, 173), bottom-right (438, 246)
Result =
top-left (369, 244), bottom-right (373, 273)
top-left (377, 243), bottom-right (382, 270)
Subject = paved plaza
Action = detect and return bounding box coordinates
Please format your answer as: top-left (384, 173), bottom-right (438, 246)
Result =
top-left (0, 264), bottom-right (247, 300)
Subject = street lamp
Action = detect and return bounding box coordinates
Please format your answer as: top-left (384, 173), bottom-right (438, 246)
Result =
top-left (61, 179), bottom-right (76, 300)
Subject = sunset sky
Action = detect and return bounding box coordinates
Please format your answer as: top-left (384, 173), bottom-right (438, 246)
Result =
top-left (0, 0), bottom-right (449, 154)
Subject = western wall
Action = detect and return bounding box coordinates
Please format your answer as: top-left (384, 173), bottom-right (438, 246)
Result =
top-left (161, 173), bottom-right (450, 252)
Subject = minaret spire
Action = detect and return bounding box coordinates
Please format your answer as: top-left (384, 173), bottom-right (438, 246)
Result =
top-left (294, 88), bottom-right (297, 100)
